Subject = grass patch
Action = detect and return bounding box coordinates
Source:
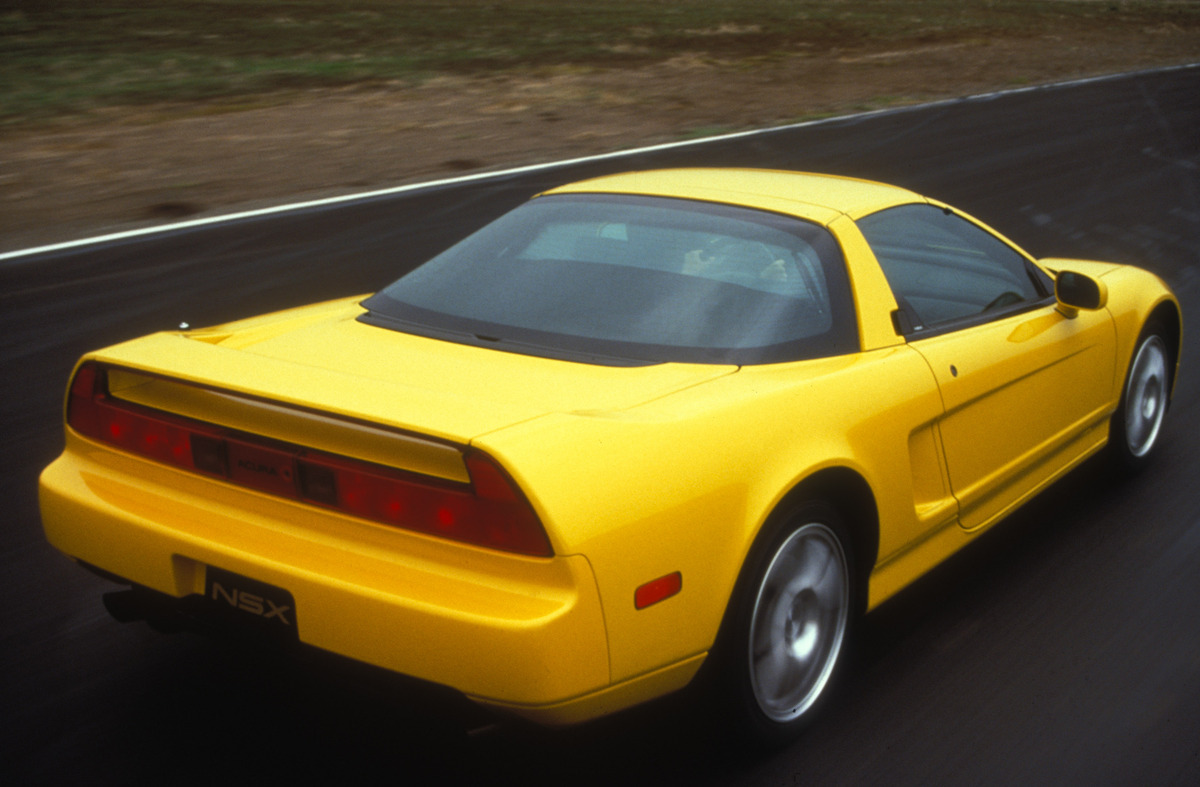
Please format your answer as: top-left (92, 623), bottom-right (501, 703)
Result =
top-left (3, 1), bottom-right (1198, 125)
top-left (678, 125), bottom-right (742, 140)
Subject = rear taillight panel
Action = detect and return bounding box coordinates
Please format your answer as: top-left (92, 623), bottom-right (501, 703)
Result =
top-left (66, 361), bottom-right (552, 557)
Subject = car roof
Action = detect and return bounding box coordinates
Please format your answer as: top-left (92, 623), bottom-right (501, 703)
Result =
top-left (541, 168), bottom-right (924, 223)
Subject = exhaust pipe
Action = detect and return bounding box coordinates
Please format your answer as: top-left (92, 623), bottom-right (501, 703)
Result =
top-left (102, 588), bottom-right (187, 632)
top-left (102, 589), bottom-right (147, 623)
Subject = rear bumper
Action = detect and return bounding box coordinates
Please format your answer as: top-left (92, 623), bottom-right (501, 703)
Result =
top-left (39, 436), bottom-right (611, 716)
top-left (474, 652), bottom-right (706, 726)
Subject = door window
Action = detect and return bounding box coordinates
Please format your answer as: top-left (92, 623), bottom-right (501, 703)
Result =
top-left (858, 204), bottom-right (1050, 331)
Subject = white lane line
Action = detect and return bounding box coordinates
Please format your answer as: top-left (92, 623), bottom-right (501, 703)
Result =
top-left (3, 62), bottom-right (1197, 266)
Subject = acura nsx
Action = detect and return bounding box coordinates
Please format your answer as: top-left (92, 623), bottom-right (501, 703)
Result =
top-left (39, 169), bottom-right (1180, 742)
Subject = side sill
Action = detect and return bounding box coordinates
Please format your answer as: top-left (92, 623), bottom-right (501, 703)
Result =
top-left (470, 652), bottom-right (707, 726)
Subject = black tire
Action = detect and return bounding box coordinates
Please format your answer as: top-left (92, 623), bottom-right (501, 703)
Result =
top-left (1109, 323), bottom-right (1171, 472)
top-left (710, 501), bottom-right (856, 747)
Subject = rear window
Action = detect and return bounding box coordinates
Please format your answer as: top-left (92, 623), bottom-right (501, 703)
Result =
top-left (361, 194), bottom-right (858, 365)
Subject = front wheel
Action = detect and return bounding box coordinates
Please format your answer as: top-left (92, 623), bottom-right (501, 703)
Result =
top-left (1109, 326), bottom-right (1171, 471)
top-left (713, 502), bottom-right (855, 746)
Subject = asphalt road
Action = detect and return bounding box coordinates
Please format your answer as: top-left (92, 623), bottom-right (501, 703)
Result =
top-left (2, 66), bottom-right (1198, 785)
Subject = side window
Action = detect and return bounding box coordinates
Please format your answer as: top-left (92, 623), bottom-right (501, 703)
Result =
top-left (858, 204), bottom-right (1047, 331)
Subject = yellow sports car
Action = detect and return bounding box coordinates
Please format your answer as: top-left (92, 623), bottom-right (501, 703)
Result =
top-left (40, 169), bottom-right (1180, 743)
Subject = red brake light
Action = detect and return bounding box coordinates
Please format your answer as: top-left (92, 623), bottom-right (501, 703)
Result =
top-left (65, 362), bottom-right (553, 557)
top-left (462, 451), bottom-right (552, 557)
top-left (65, 362), bottom-right (102, 436)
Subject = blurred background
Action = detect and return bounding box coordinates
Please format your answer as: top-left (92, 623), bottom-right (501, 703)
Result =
top-left (2, 0), bottom-right (1198, 252)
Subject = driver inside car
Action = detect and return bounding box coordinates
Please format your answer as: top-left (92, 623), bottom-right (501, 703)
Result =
top-left (682, 238), bottom-right (789, 283)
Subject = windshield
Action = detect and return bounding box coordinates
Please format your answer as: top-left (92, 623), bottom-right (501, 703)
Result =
top-left (361, 194), bottom-right (858, 365)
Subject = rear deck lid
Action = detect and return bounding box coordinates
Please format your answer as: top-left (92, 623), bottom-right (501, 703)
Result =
top-left (93, 298), bottom-right (736, 450)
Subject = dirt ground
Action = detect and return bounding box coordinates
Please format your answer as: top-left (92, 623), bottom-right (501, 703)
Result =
top-left (2, 26), bottom-right (1197, 254)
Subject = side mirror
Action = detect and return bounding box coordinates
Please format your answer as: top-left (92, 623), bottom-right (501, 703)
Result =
top-left (1055, 270), bottom-right (1108, 314)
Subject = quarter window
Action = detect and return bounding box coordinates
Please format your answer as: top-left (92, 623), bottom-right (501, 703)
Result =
top-left (858, 204), bottom-right (1048, 331)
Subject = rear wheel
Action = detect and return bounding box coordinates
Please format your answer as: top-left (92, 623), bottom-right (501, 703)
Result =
top-left (1109, 325), bottom-right (1171, 471)
top-left (714, 502), bottom-right (855, 746)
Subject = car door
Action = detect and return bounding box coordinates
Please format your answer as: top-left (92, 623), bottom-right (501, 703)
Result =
top-left (857, 204), bottom-right (1115, 531)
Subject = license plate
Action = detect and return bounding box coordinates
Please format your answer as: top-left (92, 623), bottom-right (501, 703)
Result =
top-left (204, 565), bottom-right (298, 639)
